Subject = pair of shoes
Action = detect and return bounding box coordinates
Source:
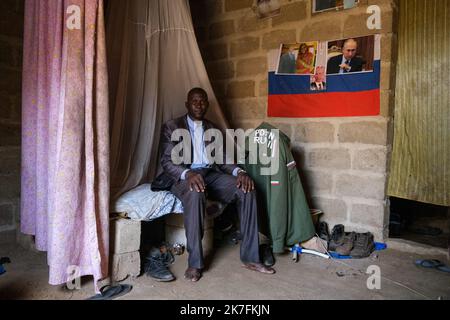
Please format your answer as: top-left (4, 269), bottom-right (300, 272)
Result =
top-left (335, 232), bottom-right (356, 256)
top-left (318, 222), bottom-right (330, 243)
top-left (415, 259), bottom-right (450, 273)
top-left (242, 262), bottom-right (275, 274)
top-left (350, 232), bottom-right (375, 258)
top-left (260, 244), bottom-right (275, 267)
top-left (86, 284), bottom-right (133, 300)
top-left (328, 224), bottom-right (345, 251)
top-left (184, 267), bottom-right (202, 282)
top-left (144, 247), bottom-right (175, 282)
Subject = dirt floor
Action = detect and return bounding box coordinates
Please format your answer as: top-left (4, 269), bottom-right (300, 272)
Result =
top-left (1, 231), bottom-right (449, 300)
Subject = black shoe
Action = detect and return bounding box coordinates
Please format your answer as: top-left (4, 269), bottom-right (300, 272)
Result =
top-left (260, 244), bottom-right (275, 267)
top-left (335, 232), bottom-right (356, 256)
top-left (329, 224), bottom-right (345, 251)
top-left (318, 222), bottom-right (330, 243)
top-left (350, 232), bottom-right (375, 258)
top-left (144, 248), bottom-right (175, 282)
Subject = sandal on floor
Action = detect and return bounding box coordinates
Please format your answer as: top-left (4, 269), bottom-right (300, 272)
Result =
top-left (415, 259), bottom-right (443, 268)
top-left (415, 259), bottom-right (450, 274)
top-left (86, 284), bottom-right (133, 300)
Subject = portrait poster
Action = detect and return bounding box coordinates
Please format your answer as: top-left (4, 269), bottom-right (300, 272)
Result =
top-left (312, 0), bottom-right (359, 13)
top-left (276, 41), bottom-right (318, 75)
top-left (267, 34), bottom-right (381, 118)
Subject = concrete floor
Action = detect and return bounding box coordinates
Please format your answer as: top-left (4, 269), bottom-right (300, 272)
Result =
top-left (1, 231), bottom-right (449, 300)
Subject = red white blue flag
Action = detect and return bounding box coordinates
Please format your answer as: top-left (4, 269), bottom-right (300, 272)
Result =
top-left (267, 35), bottom-right (381, 118)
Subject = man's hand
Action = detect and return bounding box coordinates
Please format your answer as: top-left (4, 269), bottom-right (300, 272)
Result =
top-left (339, 63), bottom-right (351, 71)
top-left (236, 171), bottom-right (255, 193)
top-left (186, 171), bottom-right (206, 193)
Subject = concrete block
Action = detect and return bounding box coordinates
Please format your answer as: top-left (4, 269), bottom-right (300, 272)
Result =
top-left (0, 68), bottom-right (21, 94)
top-left (266, 122), bottom-right (293, 139)
top-left (336, 174), bottom-right (386, 200)
top-left (259, 79), bottom-right (268, 97)
top-left (205, 43), bottom-right (228, 61)
top-left (303, 170), bottom-right (333, 195)
top-left (272, 1), bottom-right (307, 26)
top-left (338, 121), bottom-right (388, 145)
top-left (0, 123), bottom-right (21, 147)
top-left (110, 218), bottom-right (141, 255)
top-left (227, 80), bottom-right (255, 98)
top-left (111, 251), bottom-right (140, 282)
top-left (379, 89), bottom-right (394, 117)
top-left (350, 203), bottom-right (387, 229)
top-left (310, 197), bottom-right (348, 222)
top-left (225, 0), bottom-right (253, 12)
top-left (236, 57), bottom-right (267, 77)
top-left (206, 60), bottom-right (235, 80)
top-left (238, 15), bottom-right (269, 33)
top-left (0, 175), bottom-right (20, 199)
top-left (353, 148), bottom-right (387, 173)
top-left (211, 81), bottom-right (227, 99)
top-left (380, 62), bottom-right (394, 90)
top-left (343, 5), bottom-right (394, 36)
top-left (300, 18), bottom-right (343, 42)
top-left (0, 203), bottom-right (14, 227)
top-left (16, 231), bottom-right (39, 253)
top-left (230, 37), bottom-right (260, 57)
top-left (294, 122), bottom-right (335, 143)
top-left (308, 148), bottom-right (351, 170)
top-left (229, 98), bottom-right (266, 121)
top-left (209, 20), bottom-right (235, 40)
top-left (262, 29), bottom-right (297, 50)
top-left (0, 147), bottom-right (20, 175)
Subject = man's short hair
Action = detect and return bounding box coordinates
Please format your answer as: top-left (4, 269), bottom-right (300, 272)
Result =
top-left (187, 87), bottom-right (208, 100)
top-left (343, 38), bottom-right (358, 48)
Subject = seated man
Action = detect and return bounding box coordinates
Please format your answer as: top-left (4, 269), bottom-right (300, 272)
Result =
top-left (155, 87), bottom-right (275, 282)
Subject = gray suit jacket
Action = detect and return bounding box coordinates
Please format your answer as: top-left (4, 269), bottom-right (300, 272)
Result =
top-left (152, 115), bottom-right (239, 191)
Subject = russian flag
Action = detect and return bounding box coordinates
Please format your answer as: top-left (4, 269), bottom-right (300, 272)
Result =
top-left (267, 36), bottom-right (381, 118)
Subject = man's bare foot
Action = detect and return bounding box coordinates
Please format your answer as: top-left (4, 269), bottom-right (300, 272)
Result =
top-left (184, 267), bottom-right (202, 282)
top-left (242, 262), bottom-right (275, 274)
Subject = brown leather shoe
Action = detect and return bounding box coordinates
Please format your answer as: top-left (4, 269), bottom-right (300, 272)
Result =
top-left (184, 267), bottom-right (202, 282)
top-left (242, 262), bottom-right (275, 274)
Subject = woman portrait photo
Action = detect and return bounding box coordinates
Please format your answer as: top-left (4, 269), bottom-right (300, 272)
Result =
top-left (296, 42), bottom-right (317, 74)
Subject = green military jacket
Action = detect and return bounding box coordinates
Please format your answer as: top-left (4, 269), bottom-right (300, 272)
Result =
top-left (242, 122), bottom-right (315, 253)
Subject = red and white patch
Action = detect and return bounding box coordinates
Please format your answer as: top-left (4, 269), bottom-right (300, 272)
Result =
top-left (271, 181), bottom-right (280, 186)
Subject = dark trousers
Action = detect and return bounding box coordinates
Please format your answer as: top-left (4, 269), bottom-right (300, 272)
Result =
top-left (170, 168), bottom-right (261, 269)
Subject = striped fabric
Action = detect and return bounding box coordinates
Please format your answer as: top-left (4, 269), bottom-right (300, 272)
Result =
top-left (387, 0), bottom-right (450, 206)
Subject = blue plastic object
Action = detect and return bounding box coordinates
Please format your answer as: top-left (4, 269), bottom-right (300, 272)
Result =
top-left (329, 242), bottom-right (387, 259)
top-left (329, 252), bottom-right (353, 259)
top-left (374, 242), bottom-right (387, 251)
top-left (0, 265), bottom-right (5, 276)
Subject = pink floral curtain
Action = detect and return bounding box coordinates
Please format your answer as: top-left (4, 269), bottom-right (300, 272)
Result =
top-left (21, 0), bottom-right (109, 290)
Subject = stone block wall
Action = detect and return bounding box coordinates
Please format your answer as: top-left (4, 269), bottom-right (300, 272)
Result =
top-left (0, 0), bottom-right (23, 234)
top-left (190, 0), bottom-right (398, 241)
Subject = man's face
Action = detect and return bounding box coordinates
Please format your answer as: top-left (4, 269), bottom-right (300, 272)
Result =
top-left (343, 41), bottom-right (357, 60)
top-left (186, 92), bottom-right (209, 121)
top-left (315, 67), bottom-right (325, 82)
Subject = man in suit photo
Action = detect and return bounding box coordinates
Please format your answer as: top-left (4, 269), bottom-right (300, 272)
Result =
top-left (154, 87), bottom-right (276, 282)
top-left (326, 38), bottom-right (365, 74)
